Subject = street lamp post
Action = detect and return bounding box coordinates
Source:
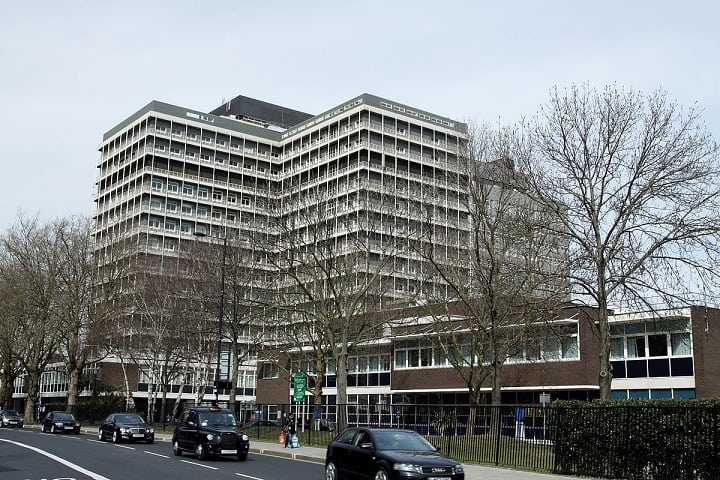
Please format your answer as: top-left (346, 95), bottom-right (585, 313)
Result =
top-left (194, 231), bottom-right (227, 405)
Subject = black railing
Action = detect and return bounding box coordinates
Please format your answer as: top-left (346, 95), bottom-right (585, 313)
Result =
top-left (246, 403), bottom-right (556, 472)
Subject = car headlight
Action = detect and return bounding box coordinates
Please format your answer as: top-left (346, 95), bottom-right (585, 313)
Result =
top-left (120, 427), bottom-right (130, 433)
top-left (206, 434), bottom-right (215, 441)
top-left (454, 465), bottom-right (465, 474)
top-left (241, 434), bottom-right (249, 441)
top-left (393, 463), bottom-right (423, 474)
top-left (148, 427), bottom-right (154, 434)
top-left (54, 422), bottom-right (64, 427)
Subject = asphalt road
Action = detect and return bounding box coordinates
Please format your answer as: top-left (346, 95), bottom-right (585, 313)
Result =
top-left (0, 426), bottom-right (323, 480)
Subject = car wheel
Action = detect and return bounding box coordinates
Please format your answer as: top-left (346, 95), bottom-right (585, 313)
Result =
top-left (98, 429), bottom-right (105, 441)
top-left (195, 443), bottom-right (207, 460)
top-left (374, 468), bottom-right (389, 480)
top-left (325, 461), bottom-right (339, 480)
top-left (146, 438), bottom-right (154, 444)
top-left (172, 440), bottom-right (182, 456)
top-left (51, 425), bottom-right (57, 434)
top-left (112, 430), bottom-right (120, 443)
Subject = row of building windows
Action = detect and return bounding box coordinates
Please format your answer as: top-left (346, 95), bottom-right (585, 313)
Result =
top-left (611, 388), bottom-right (695, 400)
top-left (393, 335), bottom-right (580, 370)
top-left (610, 331), bottom-right (691, 359)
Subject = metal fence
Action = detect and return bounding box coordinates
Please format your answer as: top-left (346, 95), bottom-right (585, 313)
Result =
top-left (246, 403), bottom-right (556, 472)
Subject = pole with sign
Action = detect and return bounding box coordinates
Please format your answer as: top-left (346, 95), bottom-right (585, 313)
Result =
top-left (292, 372), bottom-right (307, 403)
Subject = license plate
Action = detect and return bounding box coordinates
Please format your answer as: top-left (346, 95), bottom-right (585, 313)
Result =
top-left (431, 477), bottom-right (451, 480)
top-left (133, 434), bottom-right (145, 438)
top-left (64, 426), bottom-right (74, 430)
top-left (220, 449), bottom-right (237, 454)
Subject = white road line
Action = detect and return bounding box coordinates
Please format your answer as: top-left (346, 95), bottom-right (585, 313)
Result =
top-left (115, 444), bottom-right (135, 450)
top-left (87, 439), bottom-right (105, 444)
top-left (181, 459), bottom-right (218, 470)
top-left (145, 451), bottom-right (170, 458)
top-left (0, 438), bottom-right (111, 480)
top-left (235, 473), bottom-right (265, 480)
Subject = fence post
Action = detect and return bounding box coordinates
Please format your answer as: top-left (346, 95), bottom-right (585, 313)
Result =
top-left (494, 406), bottom-right (502, 466)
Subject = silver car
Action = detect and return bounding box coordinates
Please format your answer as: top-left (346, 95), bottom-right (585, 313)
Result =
top-left (0, 410), bottom-right (23, 428)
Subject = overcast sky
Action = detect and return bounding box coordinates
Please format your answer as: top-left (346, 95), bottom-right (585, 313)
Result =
top-left (1, 0), bottom-right (718, 232)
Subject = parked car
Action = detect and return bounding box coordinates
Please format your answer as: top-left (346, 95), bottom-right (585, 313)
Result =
top-left (318, 418), bottom-right (336, 431)
top-left (172, 406), bottom-right (250, 461)
top-left (0, 410), bottom-right (23, 428)
top-left (239, 419), bottom-right (283, 428)
top-left (325, 427), bottom-right (465, 480)
top-left (41, 411), bottom-right (80, 434)
top-left (98, 413), bottom-right (154, 444)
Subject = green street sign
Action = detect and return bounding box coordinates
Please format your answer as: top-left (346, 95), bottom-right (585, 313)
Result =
top-left (292, 371), bottom-right (307, 402)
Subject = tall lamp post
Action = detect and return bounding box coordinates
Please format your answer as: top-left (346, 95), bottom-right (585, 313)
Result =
top-left (194, 231), bottom-right (227, 405)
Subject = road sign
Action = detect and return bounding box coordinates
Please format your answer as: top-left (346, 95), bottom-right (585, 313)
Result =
top-left (292, 371), bottom-right (307, 402)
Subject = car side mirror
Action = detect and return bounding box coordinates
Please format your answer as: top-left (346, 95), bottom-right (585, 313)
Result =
top-left (187, 420), bottom-right (195, 426)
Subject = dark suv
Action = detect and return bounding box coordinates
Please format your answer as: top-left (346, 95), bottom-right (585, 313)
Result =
top-left (172, 406), bottom-right (250, 461)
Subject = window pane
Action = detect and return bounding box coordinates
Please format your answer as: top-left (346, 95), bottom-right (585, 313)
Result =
top-left (610, 338), bottom-right (624, 359)
top-left (420, 348), bottom-right (432, 367)
top-left (671, 333), bottom-right (691, 356)
top-left (648, 334), bottom-right (667, 357)
top-left (369, 356), bottom-right (379, 372)
top-left (408, 349), bottom-right (420, 367)
top-left (395, 351), bottom-right (406, 369)
top-left (561, 337), bottom-right (578, 359)
top-left (627, 336), bottom-right (645, 358)
top-left (544, 337), bottom-right (560, 360)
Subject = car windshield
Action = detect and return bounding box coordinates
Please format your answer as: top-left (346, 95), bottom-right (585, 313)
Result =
top-left (198, 411), bottom-right (236, 427)
top-left (4, 410), bottom-right (19, 416)
top-left (373, 431), bottom-right (436, 451)
top-left (117, 414), bottom-right (144, 423)
top-left (54, 413), bottom-right (75, 421)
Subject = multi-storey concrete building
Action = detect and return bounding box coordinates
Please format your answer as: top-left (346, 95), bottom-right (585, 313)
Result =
top-left (92, 93), bottom-right (470, 415)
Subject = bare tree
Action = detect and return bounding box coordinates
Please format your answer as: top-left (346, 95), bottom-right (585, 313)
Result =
top-left (414, 124), bottom-right (569, 407)
top-left (190, 230), bottom-right (269, 415)
top-left (266, 187), bottom-right (398, 432)
top-left (0, 264), bottom-right (27, 408)
top-left (516, 84), bottom-right (720, 399)
top-left (126, 258), bottom-right (194, 423)
top-left (51, 216), bottom-right (128, 414)
top-left (0, 215), bottom-right (61, 423)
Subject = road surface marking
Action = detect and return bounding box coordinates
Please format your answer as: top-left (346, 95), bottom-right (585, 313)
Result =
top-left (0, 438), bottom-right (111, 480)
top-left (181, 459), bottom-right (218, 470)
top-left (235, 473), bottom-right (265, 480)
top-left (145, 451), bottom-right (170, 458)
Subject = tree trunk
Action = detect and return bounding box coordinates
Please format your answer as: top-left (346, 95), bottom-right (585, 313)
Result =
top-left (335, 351), bottom-right (348, 432)
top-left (23, 371), bottom-right (41, 424)
top-left (228, 345), bottom-right (239, 415)
top-left (66, 365), bottom-right (81, 414)
top-left (597, 297), bottom-right (613, 399)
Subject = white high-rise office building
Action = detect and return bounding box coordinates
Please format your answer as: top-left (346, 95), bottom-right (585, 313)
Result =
top-left (94, 93), bottom-right (469, 302)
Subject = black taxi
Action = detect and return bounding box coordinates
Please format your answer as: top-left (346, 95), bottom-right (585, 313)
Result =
top-left (172, 406), bottom-right (250, 461)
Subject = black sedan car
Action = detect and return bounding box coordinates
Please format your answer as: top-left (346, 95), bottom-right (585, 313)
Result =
top-left (325, 428), bottom-right (464, 480)
top-left (172, 406), bottom-right (250, 461)
top-left (98, 413), bottom-right (154, 443)
top-left (41, 411), bottom-right (80, 434)
top-left (0, 409), bottom-right (23, 428)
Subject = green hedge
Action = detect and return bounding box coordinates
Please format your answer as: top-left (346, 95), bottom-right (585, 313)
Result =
top-left (550, 399), bottom-right (720, 480)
